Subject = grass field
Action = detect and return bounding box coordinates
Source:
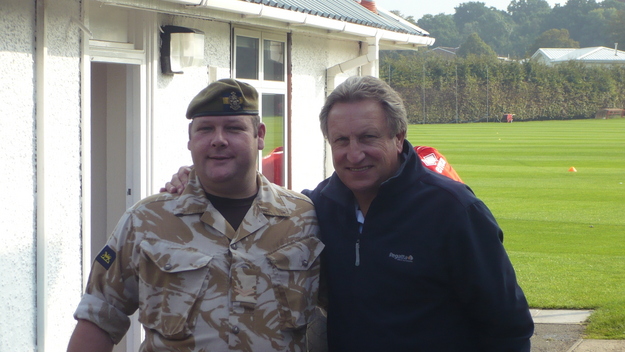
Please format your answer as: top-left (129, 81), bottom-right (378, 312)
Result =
top-left (407, 119), bottom-right (625, 339)
top-left (262, 115), bottom-right (284, 157)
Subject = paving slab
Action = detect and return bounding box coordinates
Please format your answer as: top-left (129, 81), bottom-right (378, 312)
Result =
top-left (530, 310), bottom-right (625, 352)
top-left (531, 309), bottom-right (593, 324)
top-left (570, 339), bottom-right (625, 352)
top-left (531, 323), bottom-right (585, 352)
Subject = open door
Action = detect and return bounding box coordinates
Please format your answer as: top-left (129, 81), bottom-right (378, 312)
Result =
top-left (90, 62), bottom-right (143, 352)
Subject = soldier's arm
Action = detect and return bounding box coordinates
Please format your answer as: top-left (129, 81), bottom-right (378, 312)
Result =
top-left (67, 319), bottom-right (114, 352)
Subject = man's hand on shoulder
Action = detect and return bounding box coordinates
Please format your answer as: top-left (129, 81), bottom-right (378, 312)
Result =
top-left (160, 166), bottom-right (192, 194)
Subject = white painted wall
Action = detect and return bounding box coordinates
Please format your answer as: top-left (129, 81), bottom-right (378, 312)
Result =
top-left (1, 0), bottom-right (84, 351)
top-left (0, 1), bottom-right (37, 351)
top-left (36, 0), bottom-right (84, 350)
top-left (290, 34), bottom-right (360, 192)
top-left (151, 16), bottom-right (231, 193)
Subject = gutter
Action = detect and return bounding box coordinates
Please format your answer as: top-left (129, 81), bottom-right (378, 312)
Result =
top-left (326, 35), bottom-right (380, 96)
top-left (159, 0), bottom-right (435, 47)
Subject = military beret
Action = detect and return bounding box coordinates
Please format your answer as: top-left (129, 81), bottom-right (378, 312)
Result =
top-left (186, 78), bottom-right (259, 119)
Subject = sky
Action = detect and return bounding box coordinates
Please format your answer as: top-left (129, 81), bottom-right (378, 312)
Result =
top-left (374, 0), bottom-right (563, 20)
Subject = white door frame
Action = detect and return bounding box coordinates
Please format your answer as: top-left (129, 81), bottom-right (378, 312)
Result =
top-left (80, 4), bottom-right (156, 351)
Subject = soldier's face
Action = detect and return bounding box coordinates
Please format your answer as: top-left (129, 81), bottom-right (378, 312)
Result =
top-left (188, 115), bottom-right (265, 196)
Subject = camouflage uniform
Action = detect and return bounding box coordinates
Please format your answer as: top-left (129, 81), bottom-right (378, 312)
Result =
top-left (74, 171), bottom-right (323, 351)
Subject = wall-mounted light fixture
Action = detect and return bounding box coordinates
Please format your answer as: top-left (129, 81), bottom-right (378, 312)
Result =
top-left (160, 25), bottom-right (205, 75)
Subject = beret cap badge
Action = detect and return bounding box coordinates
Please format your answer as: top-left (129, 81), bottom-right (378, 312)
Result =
top-left (186, 78), bottom-right (259, 119)
top-left (228, 91), bottom-right (242, 111)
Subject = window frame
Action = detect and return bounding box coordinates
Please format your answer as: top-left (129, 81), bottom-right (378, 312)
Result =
top-left (233, 28), bottom-right (289, 187)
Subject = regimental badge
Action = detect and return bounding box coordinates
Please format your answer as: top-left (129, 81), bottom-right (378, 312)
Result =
top-left (96, 245), bottom-right (117, 270)
top-left (229, 91), bottom-right (242, 111)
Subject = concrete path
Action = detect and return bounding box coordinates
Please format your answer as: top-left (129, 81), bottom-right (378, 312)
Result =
top-left (530, 309), bottom-right (625, 352)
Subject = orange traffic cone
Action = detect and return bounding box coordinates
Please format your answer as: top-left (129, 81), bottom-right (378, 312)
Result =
top-left (568, 167), bottom-right (577, 172)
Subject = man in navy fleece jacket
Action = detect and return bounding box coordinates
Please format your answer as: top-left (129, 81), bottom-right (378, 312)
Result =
top-left (303, 76), bottom-right (532, 352)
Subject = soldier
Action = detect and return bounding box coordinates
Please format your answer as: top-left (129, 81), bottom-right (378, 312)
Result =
top-left (67, 79), bottom-right (324, 352)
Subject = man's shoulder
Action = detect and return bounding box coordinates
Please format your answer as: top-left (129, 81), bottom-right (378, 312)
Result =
top-left (417, 169), bottom-right (479, 207)
top-left (301, 177), bottom-right (331, 202)
top-left (260, 178), bottom-right (315, 210)
top-left (129, 192), bottom-right (180, 214)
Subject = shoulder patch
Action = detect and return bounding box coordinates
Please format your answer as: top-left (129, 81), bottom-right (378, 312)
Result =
top-left (96, 245), bottom-right (117, 270)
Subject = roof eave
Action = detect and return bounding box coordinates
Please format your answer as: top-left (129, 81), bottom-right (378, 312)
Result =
top-left (167, 0), bottom-right (434, 49)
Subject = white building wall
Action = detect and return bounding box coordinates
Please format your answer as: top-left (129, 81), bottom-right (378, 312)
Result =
top-left (290, 34), bottom-right (360, 191)
top-left (1, 0), bottom-right (83, 351)
top-left (0, 1), bottom-right (37, 351)
top-left (151, 16), bottom-right (232, 192)
top-left (37, 0), bottom-right (84, 350)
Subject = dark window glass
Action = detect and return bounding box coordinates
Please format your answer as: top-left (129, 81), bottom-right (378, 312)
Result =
top-left (263, 40), bottom-right (284, 81)
top-left (236, 36), bottom-right (258, 80)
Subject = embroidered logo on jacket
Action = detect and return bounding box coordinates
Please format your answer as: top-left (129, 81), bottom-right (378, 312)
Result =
top-left (389, 252), bottom-right (414, 263)
top-left (96, 245), bottom-right (116, 270)
top-left (421, 152), bottom-right (447, 173)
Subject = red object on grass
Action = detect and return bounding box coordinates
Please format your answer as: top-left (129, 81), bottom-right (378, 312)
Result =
top-left (262, 146), bottom-right (284, 186)
top-left (415, 146), bottom-right (464, 183)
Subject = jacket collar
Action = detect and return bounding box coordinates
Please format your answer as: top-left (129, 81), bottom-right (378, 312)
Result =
top-left (173, 169), bottom-right (291, 218)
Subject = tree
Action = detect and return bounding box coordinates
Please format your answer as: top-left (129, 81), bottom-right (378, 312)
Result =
top-left (457, 32), bottom-right (498, 59)
top-left (450, 3), bottom-right (516, 56)
top-left (607, 10), bottom-right (625, 48)
top-left (417, 14), bottom-right (461, 48)
top-left (507, 0), bottom-right (552, 22)
top-left (472, 10), bottom-right (516, 56)
top-left (580, 8), bottom-right (620, 47)
top-left (526, 28), bottom-right (579, 56)
top-left (507, 0), bottom-right (552, 56)
top-left (453, 2), bottom-right (491, 30)
top-left (600, 0), bottom-right (625, 11)
top-left (544, 0), bottom-right (600, 45)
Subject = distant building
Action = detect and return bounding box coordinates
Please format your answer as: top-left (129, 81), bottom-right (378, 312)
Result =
top-left (531, 46), bottom-right (625, 66)
top-left (427, 46), bottom-right (514, 62)
top-left (426, 46), bottom-right (459, 59)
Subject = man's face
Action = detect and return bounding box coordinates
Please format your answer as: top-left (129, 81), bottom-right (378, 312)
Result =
top-left (188, 115), bottom-right (265, 197)
top-left (327, 99), bottom-right (404, 201)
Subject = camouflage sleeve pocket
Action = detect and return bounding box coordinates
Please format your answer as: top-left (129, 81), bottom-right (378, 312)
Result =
top-left (137, 240), bottom-right (213, 339)
top-left (267, 236), bottom-right (325, 330)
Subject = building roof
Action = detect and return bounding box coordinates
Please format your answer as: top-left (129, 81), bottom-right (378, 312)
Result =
top-left (532, 46), bottom-right (625, 64)
top-left (244, 0), bottom-right (429, 37)
top-left (154, 0), bottom-right (435, 48)
top-left (425, 46), bottom-right (458, 59)
top-left (532, 48), bottom-right (577, 61)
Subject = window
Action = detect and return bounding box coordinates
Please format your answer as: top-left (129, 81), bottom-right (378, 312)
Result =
top-left (234, 29), bottom-right (287, 186)
top-left (263, 40), bottom-right (284, 81)
top-left (235, 36), bottom-right (258, 80)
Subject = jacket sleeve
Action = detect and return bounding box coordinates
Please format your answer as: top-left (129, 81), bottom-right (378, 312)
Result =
top-left (448, 200), bottom-right (534, 352)
top-left (73, 210), bottom-right (139, 344)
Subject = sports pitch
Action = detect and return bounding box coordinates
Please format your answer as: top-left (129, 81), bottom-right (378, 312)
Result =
top-left (407, 118), bottom-right (625, 339)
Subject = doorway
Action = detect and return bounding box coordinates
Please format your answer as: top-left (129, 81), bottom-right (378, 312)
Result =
top-left (90, 62), bottom-right (143, 352)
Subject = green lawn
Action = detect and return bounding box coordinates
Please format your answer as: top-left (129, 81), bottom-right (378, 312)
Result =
top-left (407, 119), bottom-right (625, 339)
top-left (262, 115), bottom-right (284, 157)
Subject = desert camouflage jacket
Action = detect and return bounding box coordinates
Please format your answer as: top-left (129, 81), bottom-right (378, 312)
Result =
top-left (74, 171), bottom-right (323, 351)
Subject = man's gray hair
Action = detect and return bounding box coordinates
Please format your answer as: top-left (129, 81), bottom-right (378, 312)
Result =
top-left (319, 76), bottom-right (408, 138)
